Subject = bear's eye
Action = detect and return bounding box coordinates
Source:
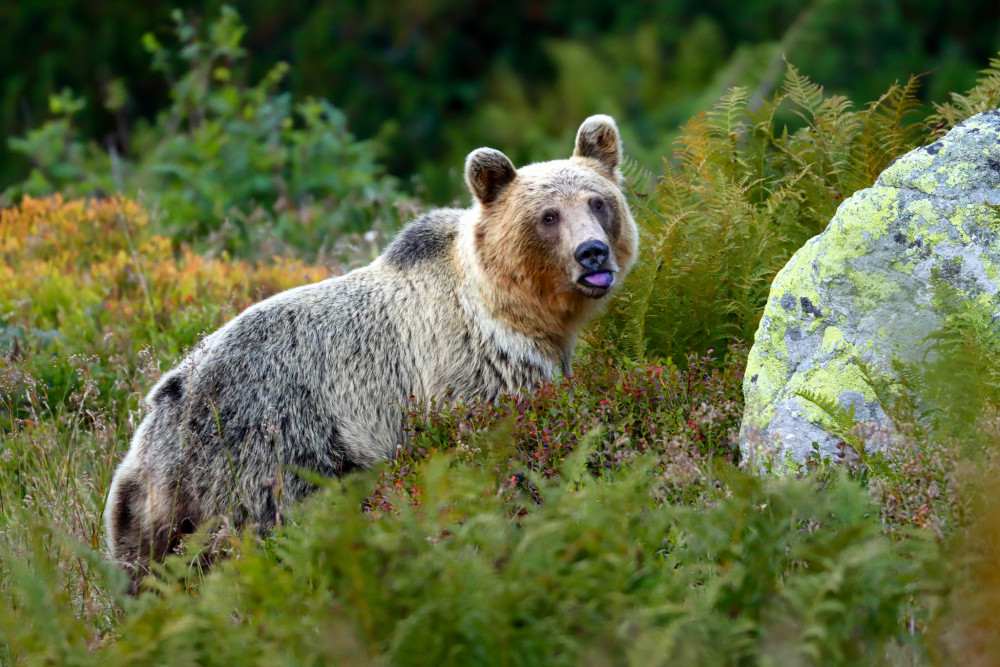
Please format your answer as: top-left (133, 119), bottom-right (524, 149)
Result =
top-left (541, 211), bottom-right (559, 225)
top-left (591, 198), bottom-right (605, 212)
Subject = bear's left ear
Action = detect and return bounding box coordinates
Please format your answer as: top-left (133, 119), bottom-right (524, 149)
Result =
top-left (465, 148), bottom-right (517, 206)
top-left (573, 115), bottom-right (622, 182)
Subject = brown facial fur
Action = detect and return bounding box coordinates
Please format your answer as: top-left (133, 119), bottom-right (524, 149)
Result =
top-left (471, 158), bottom-right (638, 359)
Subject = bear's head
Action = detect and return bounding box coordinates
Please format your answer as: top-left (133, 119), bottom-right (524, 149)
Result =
top-left (463, 115), bottom-right (639, 348)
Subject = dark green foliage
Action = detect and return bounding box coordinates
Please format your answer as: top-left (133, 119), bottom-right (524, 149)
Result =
top-left (6, 8), bottom-right (408, 260)
top-left (86, 451), bottom-right (932, 666)
top-left (3, 0), bottom-right (997, 200)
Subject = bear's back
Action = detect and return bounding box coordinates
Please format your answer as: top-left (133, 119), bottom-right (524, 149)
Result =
top-left (155, 270), bottom-right (423, 474)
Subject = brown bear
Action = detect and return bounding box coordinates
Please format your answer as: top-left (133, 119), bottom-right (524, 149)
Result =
top-left (104, 114), bottom-right (639, 576)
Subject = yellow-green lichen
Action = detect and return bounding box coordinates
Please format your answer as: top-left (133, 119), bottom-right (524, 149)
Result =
top-left (816, 191), bottom-right (899, 272)
top-left (982, 255), bottom-right (1000, 283)
top-left (904, 198), bottom-right (943, 227)
top-left (768, 240), bottom-right (823, 303)
top-left (879, 151), bottom-right (934, 190)
top-left (794, 356), bottom-right (881, 431)
top-left (847, 269), bottom-right (902, 313)
top-left (954, 204), bottom-right (1000, 237)
top-left (943, 162), bottom-right (979, 189)
top-left (821, 326), bottom-right (844, 353)
top-left (889, 257), bottom-right (916, 275)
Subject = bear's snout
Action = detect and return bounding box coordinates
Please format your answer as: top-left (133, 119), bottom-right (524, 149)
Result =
top-left (574, 240), bottom-right (610, 271)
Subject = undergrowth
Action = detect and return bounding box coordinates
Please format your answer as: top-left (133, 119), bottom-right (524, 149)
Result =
top-left (3, 49), bottom-right (1000, 666)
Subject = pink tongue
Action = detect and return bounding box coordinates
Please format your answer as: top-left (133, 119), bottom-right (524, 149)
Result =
top-left (583, 272), bottom-right (613, 288)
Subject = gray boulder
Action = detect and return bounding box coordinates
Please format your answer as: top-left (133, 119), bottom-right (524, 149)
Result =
top-left (741, 110), bottom-right (1000, 467)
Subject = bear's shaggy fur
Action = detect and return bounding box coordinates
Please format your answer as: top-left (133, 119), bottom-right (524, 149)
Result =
top-left (104, 115), bottom-right (638, 573)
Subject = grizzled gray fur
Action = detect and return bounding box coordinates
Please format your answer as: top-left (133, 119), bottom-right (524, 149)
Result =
top-left (104, 115), bottom-right (639, 573)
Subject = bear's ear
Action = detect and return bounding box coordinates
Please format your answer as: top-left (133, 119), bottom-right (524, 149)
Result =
top-left (573, 115), bottom-right (621, 181)
top-left (465, 148), bottom-right (517, 205)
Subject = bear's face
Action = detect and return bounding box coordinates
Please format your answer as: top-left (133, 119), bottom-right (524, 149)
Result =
top-left (464, 116), bottom-right (638, 341)
top-left (506, 160), bottom-right (631, 299)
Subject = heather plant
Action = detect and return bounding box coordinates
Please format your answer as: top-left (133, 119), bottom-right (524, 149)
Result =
top-left (368, 343), bottom-right (747, 515)
top-left (0, 195), bottom-right (331, 413)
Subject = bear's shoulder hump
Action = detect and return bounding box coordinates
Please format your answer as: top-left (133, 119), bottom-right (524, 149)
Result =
top-left (383, 208), bottom-right (463, 270)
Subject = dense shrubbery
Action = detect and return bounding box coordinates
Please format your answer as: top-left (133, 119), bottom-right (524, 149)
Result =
top-left (91, 458), bottom-right (936, 665)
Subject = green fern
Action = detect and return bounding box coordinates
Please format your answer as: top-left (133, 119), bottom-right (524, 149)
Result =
top-left (795, 389), bottom-right (859, 444)
top-left (849, 74), bottom-right (924, 190)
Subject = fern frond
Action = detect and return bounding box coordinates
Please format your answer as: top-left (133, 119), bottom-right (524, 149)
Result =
top-left (621, 155), bottom-right (654, 196)
top-left (708, 87), bottom-right (750, 140)
top-left (782, 61), bottom-right (825, 123)
top-left (848, 74), bottom-right (924, 190)
top-left (795, 389), bottom-right (859, 444)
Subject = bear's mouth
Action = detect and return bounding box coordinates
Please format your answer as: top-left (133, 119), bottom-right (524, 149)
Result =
top-left (577, 271), bottom-right (615, 295)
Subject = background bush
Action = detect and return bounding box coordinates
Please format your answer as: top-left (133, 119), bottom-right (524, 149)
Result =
top-left (5, 8), bottom-right (410, 260)
top-left (2, 1), bottom-right (997, 201)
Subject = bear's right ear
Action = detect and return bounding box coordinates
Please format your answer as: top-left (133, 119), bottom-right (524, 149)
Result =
top-left (465, 148), bottom-right (517, 205)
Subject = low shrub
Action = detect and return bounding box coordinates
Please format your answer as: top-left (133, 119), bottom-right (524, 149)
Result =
top-left (90, 451), bottom-right (936, 666)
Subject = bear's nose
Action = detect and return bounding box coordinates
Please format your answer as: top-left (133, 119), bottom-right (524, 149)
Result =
top-left (574, 240), bottom-right (610, 271)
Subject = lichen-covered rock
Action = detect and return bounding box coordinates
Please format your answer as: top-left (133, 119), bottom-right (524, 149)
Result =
top-left (741, 110), bottom-right (1000, 466)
